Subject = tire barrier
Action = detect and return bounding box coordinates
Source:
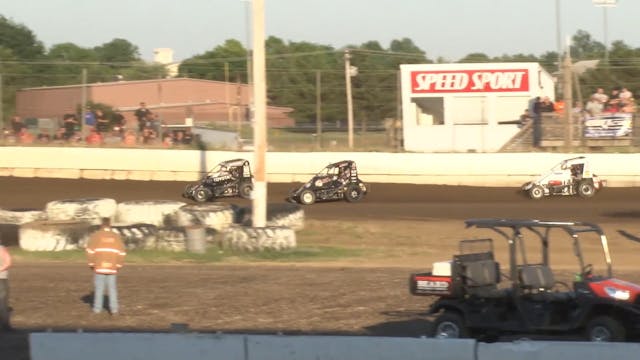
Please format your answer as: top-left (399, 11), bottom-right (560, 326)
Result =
top-left (233, 203), bottom-right (305, 231)
top-left (185, 226), bottom-right (206, 254)
top-left (19, 220), bottom-right (92, 251)
top-left (89, 223), bottom-right (158, 250)
top-left (156, 228), bottom-right (187, 252)
top-left (45, 198), bottom-right (117, 225)
top-left (115, 200), bottom-right (186, 227)
top-left (176, 203), bottom-right (235, 231)
top-left (221, 225), bottom-right (296, 251)
top-left (0, 208), bottom-right (47, 225)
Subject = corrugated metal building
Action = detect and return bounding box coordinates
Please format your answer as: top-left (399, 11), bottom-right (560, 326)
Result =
top-left (15, 78), bottom-right (294, 128)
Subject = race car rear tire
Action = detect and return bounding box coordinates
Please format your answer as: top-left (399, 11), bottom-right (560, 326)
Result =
top-left (299, 189), bottom-right (316, 205)
top-left (577, 181), bottom-right (595, 198)
top-left (528, 185), bottom-right (545, 200)
top-left (194, 187), bottom-right (212, 203)
top-left (239, 181), bottom-right (253, 199)
top-left (19, 220), bottom-right (92, 251)
top-left (344, 184), bottom-right (364, 203)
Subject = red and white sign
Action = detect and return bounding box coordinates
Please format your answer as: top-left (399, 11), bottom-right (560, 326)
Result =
top-left (411, 69), bottom-right (529, 94)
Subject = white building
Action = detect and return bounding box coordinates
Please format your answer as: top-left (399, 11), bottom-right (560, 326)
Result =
top-left (400, 62), bottom-right (555, 152)
top-left (153, 48), bottom-right (180, 78)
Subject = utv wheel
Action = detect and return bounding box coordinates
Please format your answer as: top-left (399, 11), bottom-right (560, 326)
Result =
top-left (577, 181), bottom-right (595, 198)
top-left (194, 188), bottom-right (212, 203)
top-left (239, 182), bottom-right (253, 199)
top-left (586, 316), bottom-right (626, 342)
top-left (299, 190), bottom-right (316, 205)
top-left (431, 311), bottom-right (468, 339)
top-left (344, 184), bottom-right (364, 203)
top-left (528, 185), bottom-right (545, 200)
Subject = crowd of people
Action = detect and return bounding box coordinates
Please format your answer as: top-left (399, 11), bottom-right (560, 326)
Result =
top-left (2, 101), bottom-right (195, 148)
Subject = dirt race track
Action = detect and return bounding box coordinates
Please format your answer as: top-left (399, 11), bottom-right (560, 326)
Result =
top-left (2, 177), bottom-right (640, 358)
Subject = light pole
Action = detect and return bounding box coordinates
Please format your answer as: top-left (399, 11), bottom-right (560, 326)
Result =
top-left (344, 49), bottom-right (355, 149)
top-left (251, 0), bottom-right (267, 228)
top-left (592, 0), bottom-right (617, 62)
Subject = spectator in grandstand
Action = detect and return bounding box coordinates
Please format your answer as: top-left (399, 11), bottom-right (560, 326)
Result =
top-left (84, 107), bottom-right (96, 130)
top-left (592, 87), bottom-right (608, 105)
top-left (553, 98), bottom-right (565, 114)
top-left (182, 128), bottom-right (193, 145)
top-left (10, 115), bottom-right (25, 135)
top-left (112, 110), bottom-right (126, 136)
top-left (585, 95), bottom-right (603, 116)
top-left (134, 102), bottom-right (152, 132)
top-left (18, 128), bottom-right (34, 144)
top-left (85, 128), bottom-right (103, 145)
top-left (123, 130), bottom-right (137, 146)
top-left (539, 96), bottom-right (555, 113)
top-left (62, 113), bottom-right (79, 140)
top-left (162, 131), bottom-right (174, 147)
top-left (141, 126), bottom-right (157, 144)
top-left (518, 109), bottom-right (532, 128)
top-left (532, 97), bottom-right (542, 147)
top-left (36, 132), bottom-right (51, 143)
top-left (95, 109), bottom-right (110, 134)
top-left (86, 218), bottom-right (126, 315)
top-left (0, 236), bottom-right (13, 331)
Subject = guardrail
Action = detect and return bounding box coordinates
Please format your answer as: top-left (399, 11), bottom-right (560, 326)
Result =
top-left (30, 332), bottom-right (640, 360)
top-left (1, 147), bottom-right (639, 186)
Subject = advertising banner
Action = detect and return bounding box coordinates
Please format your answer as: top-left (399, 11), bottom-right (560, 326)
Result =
top-left (411, 69), bottom-right (530, 94)
top-left (583, 112), bottom-right (632, 138)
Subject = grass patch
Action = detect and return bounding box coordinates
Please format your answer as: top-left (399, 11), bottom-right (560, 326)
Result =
top-left (11, 245), bottom-right (362, 264)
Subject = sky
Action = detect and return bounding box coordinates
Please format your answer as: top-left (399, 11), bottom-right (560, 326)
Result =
top-left (2, 0), bottom-right (638, 62)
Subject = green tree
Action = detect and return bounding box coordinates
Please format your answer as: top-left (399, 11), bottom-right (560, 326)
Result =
top-left (94, 38), bottom-right (141, 63)
top-left (178, 39), bottom-right (248, 82)
top-left (0, 15), bottom-right (45, 59)
top-left (571, 30), bottom-right (605, 61)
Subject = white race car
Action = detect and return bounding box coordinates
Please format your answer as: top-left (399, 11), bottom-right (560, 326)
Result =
top-left (521, 156), bottom-right (606, 200)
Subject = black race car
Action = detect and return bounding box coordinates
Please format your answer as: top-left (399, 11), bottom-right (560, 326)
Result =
top-left (287, 160), bottom-right (367, 205)
top-left (182, 159), bottom-right (253, 202)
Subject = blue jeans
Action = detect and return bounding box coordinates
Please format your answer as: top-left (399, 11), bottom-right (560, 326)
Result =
top-left (93, 274), bottom-right (118, 314)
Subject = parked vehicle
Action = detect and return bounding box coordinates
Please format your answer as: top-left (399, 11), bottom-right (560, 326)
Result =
top-left (410, 218), bottom-right (640, 342)
top-left (521, 156), bottom-right (606, 200)
top-left (182, 159), bottom-right (253, 202)
top-left (287, 160), bottom-right (367, 205)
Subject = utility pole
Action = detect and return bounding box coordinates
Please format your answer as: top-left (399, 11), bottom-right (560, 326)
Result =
top-left (81, 68), bottom-right (87, 138)
top-left (563, 50), bottom-right (573, 152)
top-left (344, 49), bottom-right (354, 149)
top-left (315, 70), bottom-right (322, 149)
top-left (0, 74), bottom-right (3, 130)
top-left (251, 0), bottom-right (267, 228)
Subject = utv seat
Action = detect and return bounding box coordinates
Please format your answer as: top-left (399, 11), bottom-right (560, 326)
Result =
top-left (519, 264), bottom-right (573, 301)
top-left (463, 260), bottom-right (508, 298)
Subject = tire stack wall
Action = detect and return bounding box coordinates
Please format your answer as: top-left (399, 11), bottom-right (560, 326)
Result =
top-left (221, 225), bottom-right (296, 252)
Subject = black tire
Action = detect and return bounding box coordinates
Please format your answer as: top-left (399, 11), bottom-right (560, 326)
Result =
top-left (431, 311), bottom-right (469, 339)
top-left (586, 316), bottom-right (626, 342)
top-left (183, 184), bottom-right (196, 199)
top-left (298, 189), bottom-right (316, 205)
top-left (193, 187), bottom-right (212, 203)
top-left (239, 182), bottom-right (253, 199)
top-left (529, 185), bottom-right (545, 200)
top-left (344, 184), bottom-right (364, 203)
top-left (577, 181), bottom-right (596, 198)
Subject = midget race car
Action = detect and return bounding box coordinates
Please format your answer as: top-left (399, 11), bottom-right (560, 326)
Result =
top-left (287, 160), bottom-right (367, 205)
top-left (521, 156), bottom-right (606, 200)
top-left (182, 159), bottom-right (253, 202)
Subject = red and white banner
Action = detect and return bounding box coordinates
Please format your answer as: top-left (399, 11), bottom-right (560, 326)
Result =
top-left (411, 69), bottom-right (530, 94)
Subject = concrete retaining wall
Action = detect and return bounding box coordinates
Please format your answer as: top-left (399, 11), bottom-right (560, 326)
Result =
top-left (30, 333), bottom-right (640, 360)
top-left (1, 147), bottom-right (639, 186)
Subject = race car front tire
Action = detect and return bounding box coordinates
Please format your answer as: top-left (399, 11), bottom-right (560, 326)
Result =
top-left (528, 185), bottom-right (545, 200)
top-left (239, 181), bottom-right (253, 199)
top-left (298, 189), bottom-right (316, 205)
top-left (194, 187), bottom-right (213, 202)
